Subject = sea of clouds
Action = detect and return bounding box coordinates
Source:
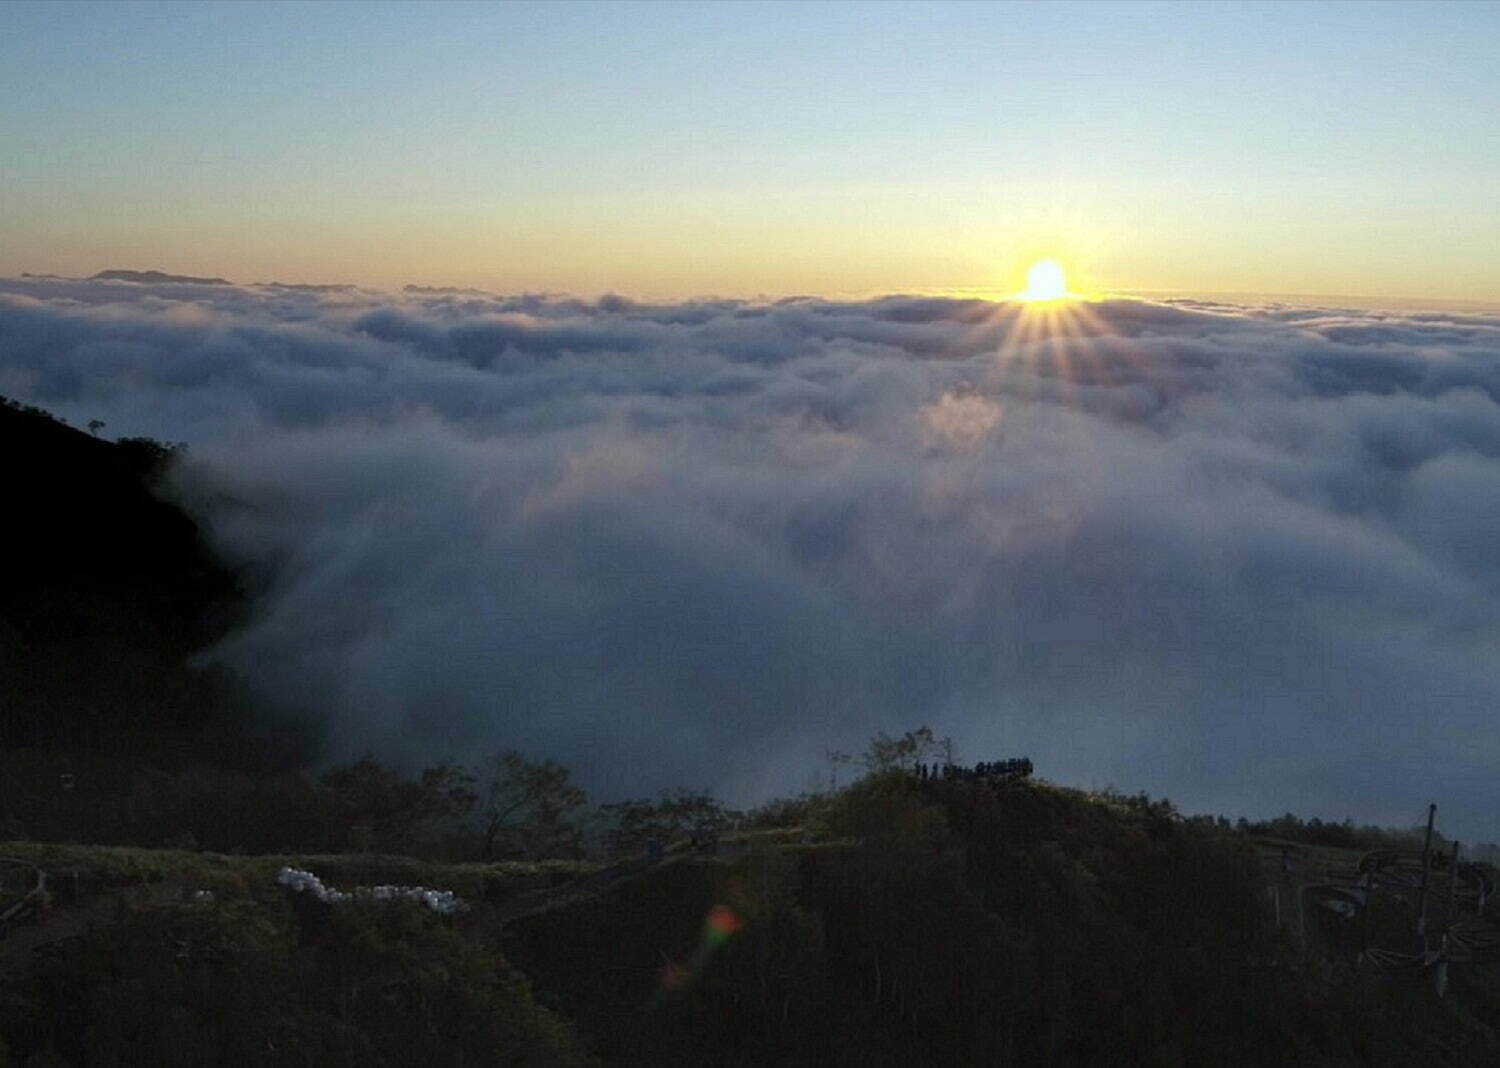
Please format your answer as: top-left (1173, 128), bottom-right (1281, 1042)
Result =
top-left (3, 275), bottom-right (1497, 836)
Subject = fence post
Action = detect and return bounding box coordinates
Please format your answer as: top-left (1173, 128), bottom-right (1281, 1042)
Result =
top-left (1415, 803), bottom-right (1436, 955)
top-left (1445, 842), bottom-right (1461, 929)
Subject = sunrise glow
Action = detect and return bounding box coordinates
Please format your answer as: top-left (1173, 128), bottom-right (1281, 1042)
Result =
top-left (1019, 259), bottom-right (1070, 303)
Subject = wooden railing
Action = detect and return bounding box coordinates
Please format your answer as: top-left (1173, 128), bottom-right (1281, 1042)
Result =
top-left (0, 858), bottom-right (47, 928)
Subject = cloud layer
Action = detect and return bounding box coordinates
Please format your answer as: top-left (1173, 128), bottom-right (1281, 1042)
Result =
top-left (4, 275), bottom-right (1498, 836)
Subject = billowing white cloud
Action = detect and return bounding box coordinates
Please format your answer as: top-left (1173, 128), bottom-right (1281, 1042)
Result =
top-left (4, 275), bottom-right (1498, 837)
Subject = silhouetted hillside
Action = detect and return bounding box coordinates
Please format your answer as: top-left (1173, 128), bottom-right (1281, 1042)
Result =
top-left (503, 775), bottom-right (1500, 1066)
top-left (0, 397), bottom-right (245, 753)
top-left (261, 281), bottom-right (359, 292)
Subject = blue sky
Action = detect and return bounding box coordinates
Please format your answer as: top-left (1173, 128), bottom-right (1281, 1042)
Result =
top-left (3, 0), bottom-right (1497, 297)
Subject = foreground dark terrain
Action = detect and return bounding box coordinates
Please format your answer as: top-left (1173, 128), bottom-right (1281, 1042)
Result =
top-left (3, 400), bottom-right (1498, 1065)
top-left (4, 780), bottom-right (1499, 1066)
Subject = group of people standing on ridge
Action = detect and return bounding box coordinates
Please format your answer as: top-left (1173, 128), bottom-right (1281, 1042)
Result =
top-left (917, 758), bottom-right (1033, 784)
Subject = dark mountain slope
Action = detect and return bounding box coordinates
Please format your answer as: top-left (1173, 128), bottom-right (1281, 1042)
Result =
top-left (1, 397), bottom-right (244, 752)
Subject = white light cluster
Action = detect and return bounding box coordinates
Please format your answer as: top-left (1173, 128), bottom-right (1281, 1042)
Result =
top-left (277, 867), bottom-right (352, 903)
top-left (276, 866), bottom-right (463, 915)
top-left (359, 884), bottom-right (463, 914)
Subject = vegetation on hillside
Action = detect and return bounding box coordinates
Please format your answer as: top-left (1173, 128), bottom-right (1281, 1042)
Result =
top-left (505, 770), bottom-right (1500, 1066)
top-left (4, 740), bottom-right (1499, 1065)
top-left (1, 896), bottom-right (592, 1066)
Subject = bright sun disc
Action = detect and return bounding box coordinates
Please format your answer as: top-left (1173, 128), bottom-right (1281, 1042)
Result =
top-left (1021, 259), bottom-right (1068, 302)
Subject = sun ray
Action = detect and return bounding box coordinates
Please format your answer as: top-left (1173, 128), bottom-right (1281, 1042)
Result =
top-left (939, 257), bottom-right (1158, 429)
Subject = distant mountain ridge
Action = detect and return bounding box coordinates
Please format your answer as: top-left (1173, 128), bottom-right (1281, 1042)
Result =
top-left (403, 284), bottom-right (495, 296)
top-left (90, 268), bottom-right (232, 285)
top-left (261, 281), bottom-right (359, 292)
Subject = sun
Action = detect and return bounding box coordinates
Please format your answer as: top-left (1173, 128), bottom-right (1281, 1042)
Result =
top-left (1019, 258), bottom-right (1069, 302)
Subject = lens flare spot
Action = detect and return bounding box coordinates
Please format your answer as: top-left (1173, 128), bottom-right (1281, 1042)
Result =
top-left (705, 904), bottom-right (741, 943)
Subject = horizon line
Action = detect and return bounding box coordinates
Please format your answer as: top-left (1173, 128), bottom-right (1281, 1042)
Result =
top-left (9, 270), bottom-right (1498, 312)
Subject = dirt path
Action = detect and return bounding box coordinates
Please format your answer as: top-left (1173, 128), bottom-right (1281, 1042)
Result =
top-left (460, 845), bottom-right (752, 946)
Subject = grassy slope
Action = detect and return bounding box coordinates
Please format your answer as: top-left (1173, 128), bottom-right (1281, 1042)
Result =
top-left (5, 779), bottom-right (1500, 1064)
top-left (0, 843), bottom-right (597, 1066)
top-left (0, 840), bottom-right (592, 907)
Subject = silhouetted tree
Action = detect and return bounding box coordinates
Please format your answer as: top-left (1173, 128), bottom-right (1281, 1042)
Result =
top-left (600, 789), bottom-right (733, 855)
top-left (321, 757), bottom-right (475, 854)
top-left (859, 725), bottom-right (946, 774)
top-left (477, 750), bottom-right (586, 860)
